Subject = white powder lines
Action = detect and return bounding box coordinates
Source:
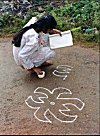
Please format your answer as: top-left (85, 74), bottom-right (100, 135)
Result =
top-left (25, 87), bottom-right (85, 123)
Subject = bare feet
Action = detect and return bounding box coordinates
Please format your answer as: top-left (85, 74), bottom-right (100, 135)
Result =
top-left (27, 67), bottom-right (42, 74)
top-left (32, 68), bottom-right (45, 78)
top-left (32, 67), bottom-right (43, 75)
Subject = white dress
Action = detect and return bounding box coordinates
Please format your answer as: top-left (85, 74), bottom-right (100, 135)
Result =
top-left (13, 28), bottom-right (55, 69)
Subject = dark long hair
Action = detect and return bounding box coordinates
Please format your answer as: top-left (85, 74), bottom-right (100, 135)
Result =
top-left (12, 15), bottom-right (57, 47)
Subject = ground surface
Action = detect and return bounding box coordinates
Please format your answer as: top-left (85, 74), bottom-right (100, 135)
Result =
top-left (0, 38), bottom-right (99, 135)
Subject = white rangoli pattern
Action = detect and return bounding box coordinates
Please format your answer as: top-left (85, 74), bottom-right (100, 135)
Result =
top-left (25, 87), bottom-right (85, 123)
top-left (52, 65), bottom-right (73, 80)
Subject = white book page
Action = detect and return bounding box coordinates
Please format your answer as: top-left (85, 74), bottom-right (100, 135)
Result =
top-left (49, 30), bottom-right (73, 49)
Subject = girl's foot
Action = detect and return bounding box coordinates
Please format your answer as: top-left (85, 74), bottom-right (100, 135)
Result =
top-left (33, 67), bottom-right (43, 75)
top-left (33, 68), bottom-right (45, 78)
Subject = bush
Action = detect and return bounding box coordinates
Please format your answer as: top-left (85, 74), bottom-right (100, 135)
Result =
top-left (0, 0), bottom-right (99, 44)
top-left (0, 18), bottom-right (5, 28)
top-left (45, 0), bottom-right (99, 43)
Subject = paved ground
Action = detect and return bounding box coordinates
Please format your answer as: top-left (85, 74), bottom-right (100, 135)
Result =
top-left (0, 38), bottom-right (99, 135)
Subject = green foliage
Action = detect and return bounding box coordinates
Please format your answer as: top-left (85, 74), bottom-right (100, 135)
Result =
top-left (72, 29), bottom-right (99, 43)
top-left (24, 9), bottom-right (39, 24)
top-left (45, 0), bottom-right (100, 43)
top-left (0, 18), bottom-right (5, 28)
top-left (46, 0), bottom-right (99, 30)
top-left (0, 0), bottom-right (99, 43)
top-left (0, 13), bottom-right (24, 29)
top-left (93, 11), bottom-right (100, 30)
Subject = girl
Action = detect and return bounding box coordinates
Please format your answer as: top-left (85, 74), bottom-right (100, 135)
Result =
top-left (12, 15), bottom-right (61, 77)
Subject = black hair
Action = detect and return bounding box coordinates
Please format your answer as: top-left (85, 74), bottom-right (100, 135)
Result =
top-left (12, 15), bottom-right (57, 47)
top-left (36, 15), bottom-right (57, 30)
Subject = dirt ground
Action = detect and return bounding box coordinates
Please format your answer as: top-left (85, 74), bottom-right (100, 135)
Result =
top-left (0, 37), bottom-right (99, 135)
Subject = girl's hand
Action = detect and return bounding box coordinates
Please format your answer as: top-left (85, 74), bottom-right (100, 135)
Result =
top-left (58, 31), bottom-right (62, 36)
top-left (50, 29), bottom-right (62, 36)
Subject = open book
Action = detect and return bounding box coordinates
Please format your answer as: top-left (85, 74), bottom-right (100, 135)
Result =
top-left (49, 30), bottom-right (73, 49)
